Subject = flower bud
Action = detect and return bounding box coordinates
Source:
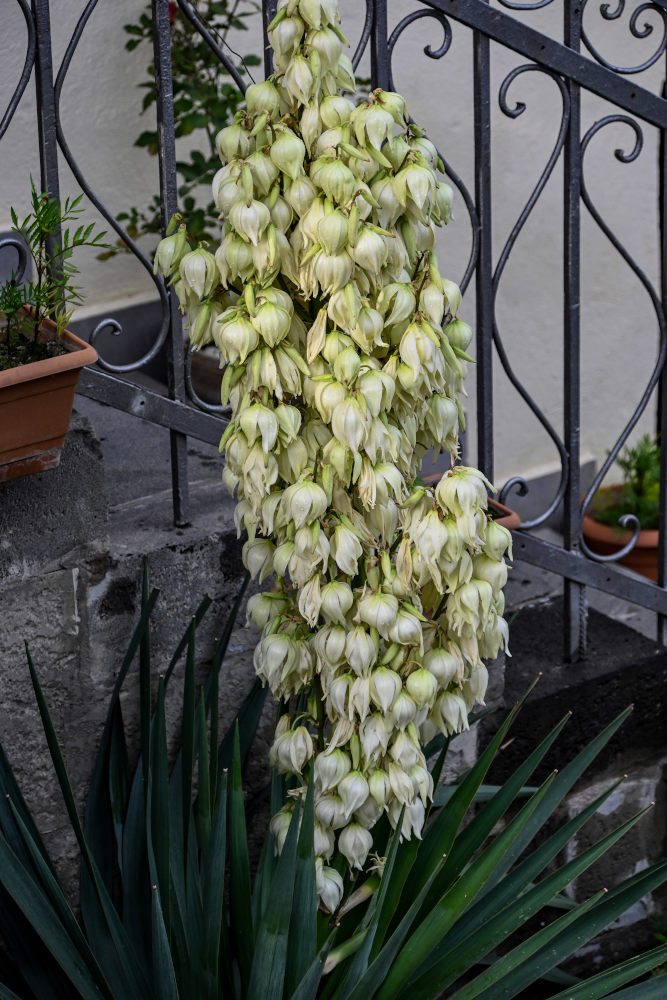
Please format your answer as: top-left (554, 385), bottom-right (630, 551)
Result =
top-left (405, 668), bottom-right (438, 708)
top-left (270, 805), bottom-right (294, 854)
top-left (338, 771), bottom-right (369, 819)
top-left (312, 623), bottom-right (347, 666)
top-left (242, 538), bottom-right (275, 581)
top-left (180, 248), bottom-right (218, 299)
top-left (445, 318), bottom-right (473, 351)
top-left (317, 209), bottom-right (348, 254)
top-left (388, 608), bottom-right (423, 649)
top-left (320, 580), bottom-right (354, 623)
top-left (368, 767), bottom-right (391, 807)
top-left (339, 822), bottom-right (373, 870)
top-left (284, 54), bottom-right (314, 103)
top-left (316, 793), bottom-right (347, 830)
top-left (359, 591), bottom-right (398, 638)
top-left (369, 666), bottom-right (401, 713)
top-left (246, 591), bottom-right (288, 630)
top-left (216, 122), bottom-right (252, 161)
top-left (345, 625), bottom-right (378, 675)
top-left (331, 522), bottom-right (363, 575)
top-left (332, 396), bottom-right (369, 451)
top-left (154, 224), bottom-right (188, 277)
top-left (320, 94), bottom-right (354, 128)
top-left (435, 181), bottom-right (454, 223)
top-left (423, 645), bottom-right (464, 687)
top-left (391, 690), bottom-right (417, 729)
top-left (229, 199), bottom-right (271, 245)
top-left (316, 862), bottom-right (344, 912)
top-left (270, 128), bottom-right (307, 180)
top-left (314, 748), bottom-right (351, 791)
top-left (298, 573), bottom-right (322, 627)
top-left (245, 80), bottom-right (281, 117)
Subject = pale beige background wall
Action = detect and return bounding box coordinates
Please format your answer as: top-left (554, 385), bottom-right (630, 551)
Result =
top-left (1, 0), bottom-right (663, 495)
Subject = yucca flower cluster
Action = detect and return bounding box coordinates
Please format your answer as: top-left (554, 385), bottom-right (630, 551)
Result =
top-left (155, 0), bottom-right (511, 911)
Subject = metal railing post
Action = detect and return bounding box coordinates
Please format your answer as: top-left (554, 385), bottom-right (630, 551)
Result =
top-left (473, 0), bottom-right (494, 483)
top-left (370, 0), bottom-right (389, 91)
top-left (32, 0), bottom-right (62, 281)
top-left (262, 0), bottom-right (278, 79)
top-left (152, 0), bottom-right (190, 527)
top-left (658, 80), bottom-right (667, 643)
top-left (563, 0), bottom-right (586, 660)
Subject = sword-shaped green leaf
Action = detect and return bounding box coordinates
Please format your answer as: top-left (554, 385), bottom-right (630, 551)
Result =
top-left (285, 779), bottom-right (318, 995)
top-left (229, 723), bottom-right (255, 992)
top-left (549, 945), bottom-right (667, 999)
top-left (248, 797), bottom-right (301, 1000)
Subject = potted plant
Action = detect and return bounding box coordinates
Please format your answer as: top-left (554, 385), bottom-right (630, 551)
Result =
top-left (582, 434), bottom-right (660, 580)
top-left (0, 183), bottom-right (106, 482)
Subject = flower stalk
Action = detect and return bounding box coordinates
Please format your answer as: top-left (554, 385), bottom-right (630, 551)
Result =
top-left (157, 0), bottom-right (510, 911)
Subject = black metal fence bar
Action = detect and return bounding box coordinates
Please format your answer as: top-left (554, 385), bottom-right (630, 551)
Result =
top-left (152, 0), bottom-right (190, 527)
top-left (515, 532), bottom-right (667, 616)
top-left (371, 0), bottom-right (390, 92)
top-left (32, 0), bottom-right (61, 267)
top-left (76, 368), bottom-right (224, 446)
top-left (660, 76), bottom-right (667, 644)
top-left (473, 0), bottom-right (494, 483)
top-left (562, 1), bottom-right (585, 661)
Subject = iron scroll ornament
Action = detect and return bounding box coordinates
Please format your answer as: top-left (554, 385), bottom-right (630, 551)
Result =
top-left (1, 0), bottom-right (35, 142)
top-left (577, 114), bottom-right (667, 562)
top-left (580, 0), bottom-right (667, 75)
top-left (494, 65), bottom-right (572, 529)
top-left (386, 8), bottom-right (480, 295)
top-left (50, 0), bottom-right (246, 417)
top-left (53, 0), bottom-right (173, 376)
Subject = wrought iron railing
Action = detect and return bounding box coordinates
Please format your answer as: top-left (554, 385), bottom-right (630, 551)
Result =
top-left (4, 0), bottom-right (667, 660)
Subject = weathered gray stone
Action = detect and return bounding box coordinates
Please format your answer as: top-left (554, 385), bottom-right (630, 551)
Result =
top-left (0, 412), bottom-right (262, 899)
top-left (0, 413), bottom-right (108, 585)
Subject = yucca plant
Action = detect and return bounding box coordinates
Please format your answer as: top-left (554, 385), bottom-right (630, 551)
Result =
top-left (0, 568), bottom-right (667, 998)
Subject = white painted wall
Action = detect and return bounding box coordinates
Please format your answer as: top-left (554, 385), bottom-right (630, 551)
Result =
top-left (1, 0), bottom-right (663, 495)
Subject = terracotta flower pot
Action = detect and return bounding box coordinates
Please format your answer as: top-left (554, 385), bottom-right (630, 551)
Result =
top-left (581, 485), bottom-right (658, 581)
top-left (421, 472), bottom-right (520, 530)
top-left (0, 317), bottom-right (97, 482)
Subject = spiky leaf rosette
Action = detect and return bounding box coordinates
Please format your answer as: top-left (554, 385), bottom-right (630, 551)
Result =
top-left (157, 0), bottom-right (511, 908)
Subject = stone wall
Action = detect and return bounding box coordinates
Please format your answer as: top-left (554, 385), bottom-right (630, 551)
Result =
top-left (0, 410), bottom-right (261, 895)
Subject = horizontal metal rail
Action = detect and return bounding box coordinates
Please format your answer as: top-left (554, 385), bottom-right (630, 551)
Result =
top-left (77, 368), bottom-right (225, 447)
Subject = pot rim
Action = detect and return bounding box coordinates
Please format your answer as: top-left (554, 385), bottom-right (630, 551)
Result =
top-left (0, 316), bottom-right (97, 389)
top-left (582, 485), bottom-right (658, 548)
